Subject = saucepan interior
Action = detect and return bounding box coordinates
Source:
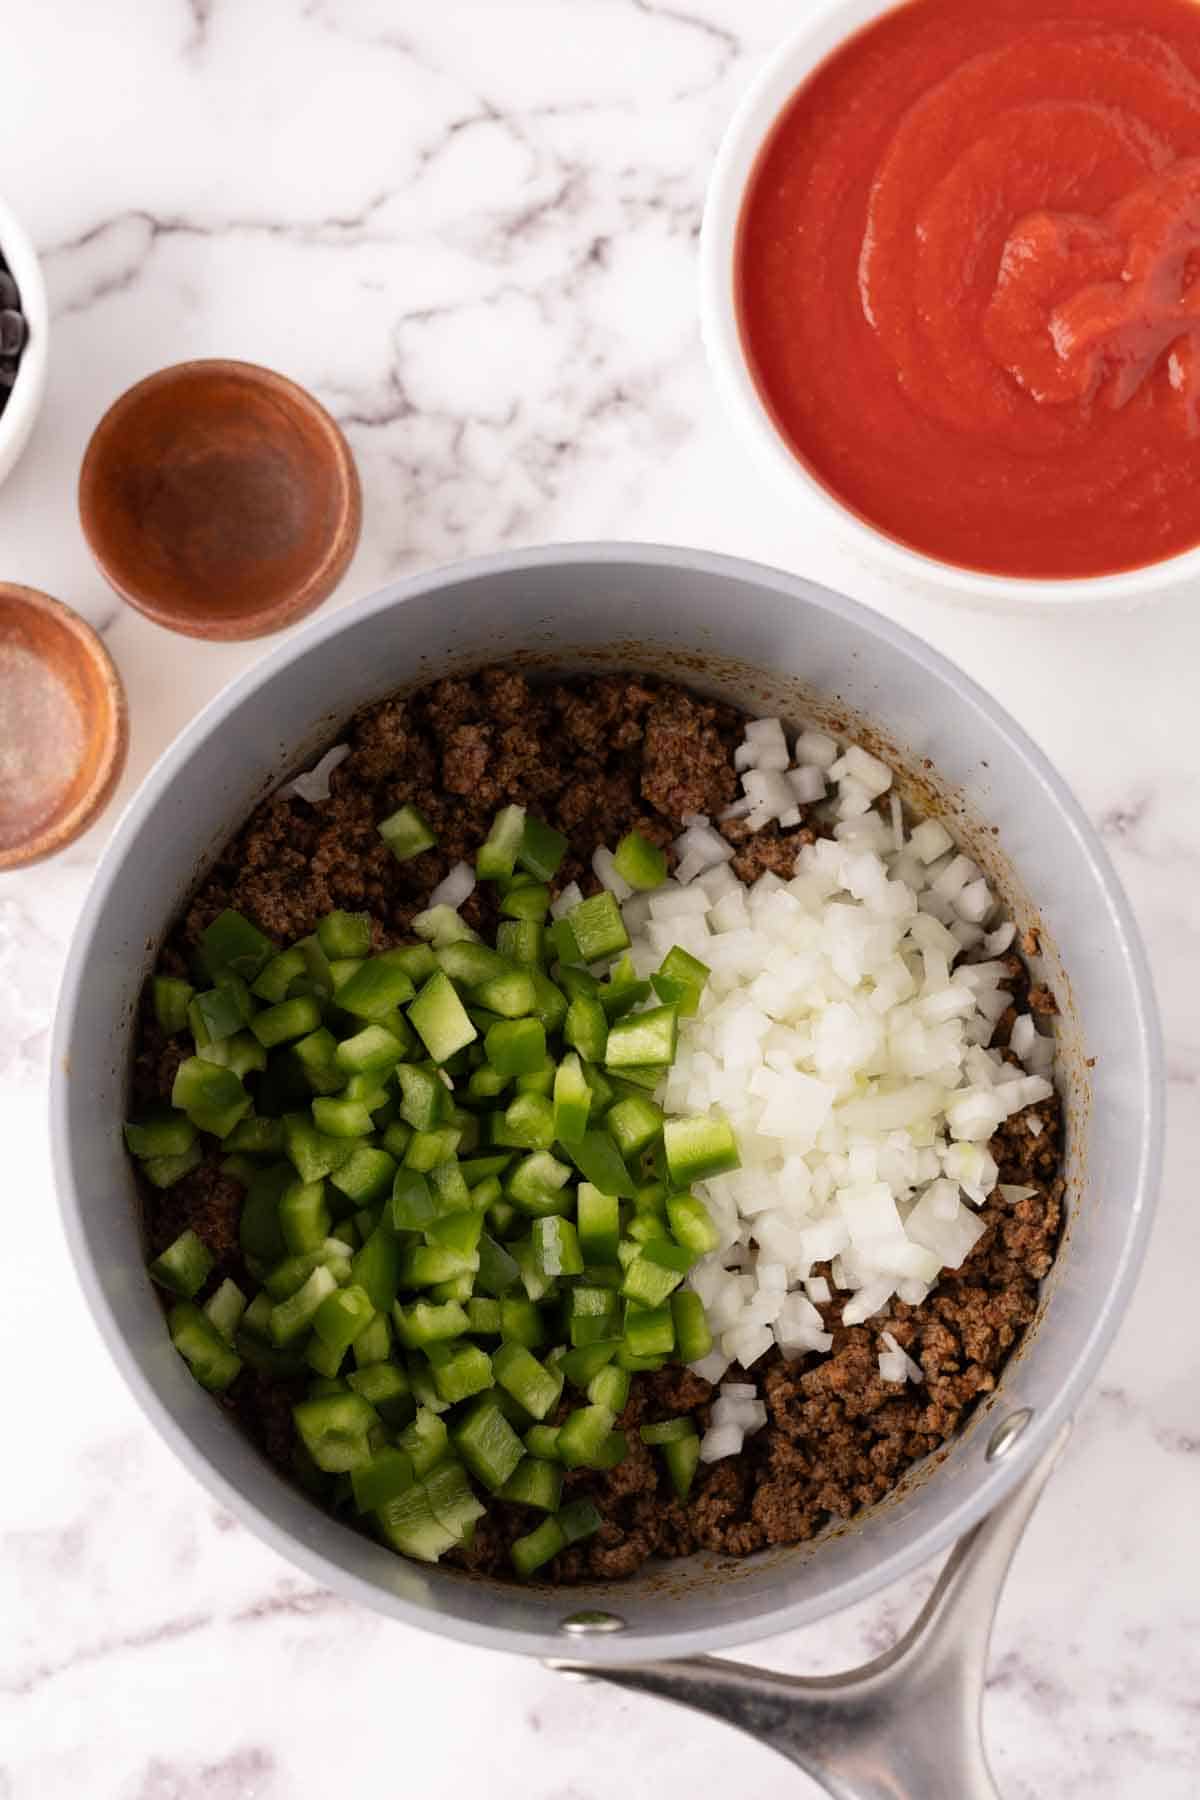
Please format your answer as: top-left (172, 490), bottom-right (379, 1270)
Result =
top-left (50, 544), bottom-right (1161, 1663)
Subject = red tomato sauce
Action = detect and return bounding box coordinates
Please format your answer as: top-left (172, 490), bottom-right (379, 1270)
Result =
top-left (737, 0), bottom-right (1200, 578)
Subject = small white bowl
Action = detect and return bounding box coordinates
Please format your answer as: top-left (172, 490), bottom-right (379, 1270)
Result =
top-left (0, 190), bottom-right (48, 489)
top-left (699, 0), bottom-right (1196, 608)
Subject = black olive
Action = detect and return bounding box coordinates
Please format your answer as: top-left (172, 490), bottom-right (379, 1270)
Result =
top-left (0, 271), bottom-right (18, 310)
top-left (0, 310), bottom-right (24, 356)
top-left (0, 358), bottom-right (18, 389)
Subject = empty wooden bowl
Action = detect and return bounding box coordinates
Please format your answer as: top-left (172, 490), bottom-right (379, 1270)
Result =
top-left (78, 360), bottom-right (362, 640)
top-left (0, 583), bottom-right (128, 868)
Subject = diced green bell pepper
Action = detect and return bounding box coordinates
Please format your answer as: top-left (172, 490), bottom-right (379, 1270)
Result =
top-left (270, 1264), bottom-right (339, 1345)
top-left (198, 909), bottom-right (275, 984)
top-left (662, 1431), bottom-right (701, 1499)
top-left (317, 909), bottom-right (373, 960)
top-left (152, 975), bottom-right (194, 1036)
top-left (311, 1096), bottom-right (374, 1139)
top-left (203, 1278), bottom-right (247, 1344)
top-left (409, 971), bottom-right (477, 1063)
top-left (351, 1227), bottom-right (402, 1312)
top-left (330, 1146), bottom-right (397, 1206)
top-left (567, 892), bottom-right (629, 963)
top-left (557, 1498), bottom-right (603, 1545)
top-left (148, 1228), bottom-right (213, 1299)
top-left (378, 804), bottom-right (437, 862)
top-left (623, 1303), bottom-right (675, 1358)
top-left (500, 1295), bottom-right (548, 1347)
top-left (351, 1446), bottom-right (416, 1513)
top-left (393, 1300), bottom-right (471, 1349)
top-left (552, 1051), bottom-right (591, 1145)
top-left (492, 1341), bottom-right (564, 1421)
top-left (612, 829), bottom-right (668, 890)
top-left (293, 1391), bottom-right (378, 1473)
top-left (516, 816), bottom-right (568, 882)
top-left (557, 1404), bottom-right (617, 1469)
top-left (425, 1339), bottom-right (493, 1404)
top-left (564, 995), bottom-right (608, 1063)
top-left (454, 1396), bottom-right (524, 1491)
top-left (663, 1113), bottom-right (741, 1186)
top-left (622, 1241), bottom-right (693, 1308)
top-left (279, 1179), bottom-right (332, 1253)
top-left (395, 1406), bottom-right (450, 1476)
top-left (251, 994), bottom-right (323, 1050)
top-left (510, 1515), bottom-right (566, 1578)
top-left (485, 1017), bottom-right (546, 1077)
top-left (604, 1004), bottom-right (677, 1069)
top-left (476, 804), bottom-right (527, 880)
top-left (588, 1363), bottom-right (630, 1412)
top-left (500, 1456), bottom-right (563, 1512)
top-left (671, 1289), bottom-right (713, 1363)
top-left (606, 1093), bottom-right (665, 1156)
top-left (567, 1131), bottom-right (636, 1199)
top-left (313, 1283), bottom-right (376, 1356)
top-left (125, 1108), bottom-right (197, 1160)
top-left (169, 1303), bottom-right (242, 1391)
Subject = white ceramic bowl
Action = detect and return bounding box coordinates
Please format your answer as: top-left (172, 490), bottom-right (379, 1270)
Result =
top-left (699, 0), bottom-right (1196, 609)
top-left (0, 191), bottom-right (48, 488)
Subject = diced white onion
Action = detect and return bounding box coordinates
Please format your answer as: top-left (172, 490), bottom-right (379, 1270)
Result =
top-left (427, 860), bottom-right (476, 910)
top-left (592, 846), bottom-right (632, 900)
top-left (609, 721), bottom-right (1057, 1384)
top-left (551, 882), bottom-right (583, 919)
top-left (282, 743), bottom-right (350, 803)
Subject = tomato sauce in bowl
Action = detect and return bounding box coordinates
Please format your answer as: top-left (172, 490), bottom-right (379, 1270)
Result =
top-left (736, 0), bottom-right (1200, 580)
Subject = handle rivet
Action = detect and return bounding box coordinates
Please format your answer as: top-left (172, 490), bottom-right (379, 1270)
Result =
top-left (987, 1408), bottom-right (1034, 1461)
top-left (560, 1610), bottom-right (627, 1634)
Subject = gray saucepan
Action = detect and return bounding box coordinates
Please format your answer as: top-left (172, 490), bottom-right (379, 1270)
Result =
top-left (50, 545), bottom-right (1162, 1797)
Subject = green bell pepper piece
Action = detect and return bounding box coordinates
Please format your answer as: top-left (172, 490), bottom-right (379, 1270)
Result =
top-left (516, 815), bottom-right (568, 882)
top-left (377, 803), bottom-right (436, 862)
top-left (409, 971), bottom-right (477, 1063)
top-left (567, 892), bottom-right (629, 963)
top-left (197, 909), bottom-right (275, 983)
top-left (454, 1396), bottom-right (524, 1491)
top-left (148, 1228), bottom-right (213, 1299)
top-left (476, 803), bottom-right (527, 880)
top-left (425, 1339), bottom-right (493, 1404)
top-left (492, 1341), bottom-right (564, 1421)
top-left (663, 1113), bottom-right (741, 1186)
top-left (552, 1050), bottom-right (591, 1145)
top-left (169, 1302), bottom-right (242, 1391)
top-left (500, 1456), bottom-right (563, 1512)
top-left (510, 1515), bottom-right (566, 1578)
top-left (152, 974), bottom-right (194, 1036)
top-left (612, 829), bottom-right (667, 890)
top-left (293, 1391), bottom-right (377, 1473)
top-left (564, 994), bottom-right (608, 1064)
top-left (485, 1017), bottom-right (546, 1077)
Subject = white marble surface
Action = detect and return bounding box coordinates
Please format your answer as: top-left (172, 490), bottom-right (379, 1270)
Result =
top-left (1, 3), bottom-right (1197, 1796)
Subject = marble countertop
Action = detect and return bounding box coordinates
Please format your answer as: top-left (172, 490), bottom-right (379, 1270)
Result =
top-left (2, 3), bottom-right (1197, 1796)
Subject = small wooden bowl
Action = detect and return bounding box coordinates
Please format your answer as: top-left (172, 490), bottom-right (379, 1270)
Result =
top-left (78, 360), bottom-right (362, 641)
top-left (0, 584), bottom-right (128, 868)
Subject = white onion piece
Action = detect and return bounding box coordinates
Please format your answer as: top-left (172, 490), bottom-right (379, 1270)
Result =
top-left (787, 765), bottom-right (827, 804)
top-left (282, 743), bottom-right (350, 803)
top-left (592, 846), bottom-right (632, 900)
top-left (550, 882), bottom-right (583, 920)
top-left (699, 1424), bottom-right (744, 1463)
top-left (428, 860), bottom-right (476, 910)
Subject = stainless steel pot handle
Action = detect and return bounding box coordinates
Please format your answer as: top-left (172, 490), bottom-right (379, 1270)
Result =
top-left (549, 1420), bottom-right (1071, 1800)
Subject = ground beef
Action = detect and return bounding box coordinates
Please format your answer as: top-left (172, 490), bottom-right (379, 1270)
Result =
top-left (135, 667), bottom-right (1063, 1584)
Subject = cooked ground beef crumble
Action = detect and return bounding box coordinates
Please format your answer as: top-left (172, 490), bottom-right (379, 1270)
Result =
top-left (133, 668), bottom-right (1063, 1581)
